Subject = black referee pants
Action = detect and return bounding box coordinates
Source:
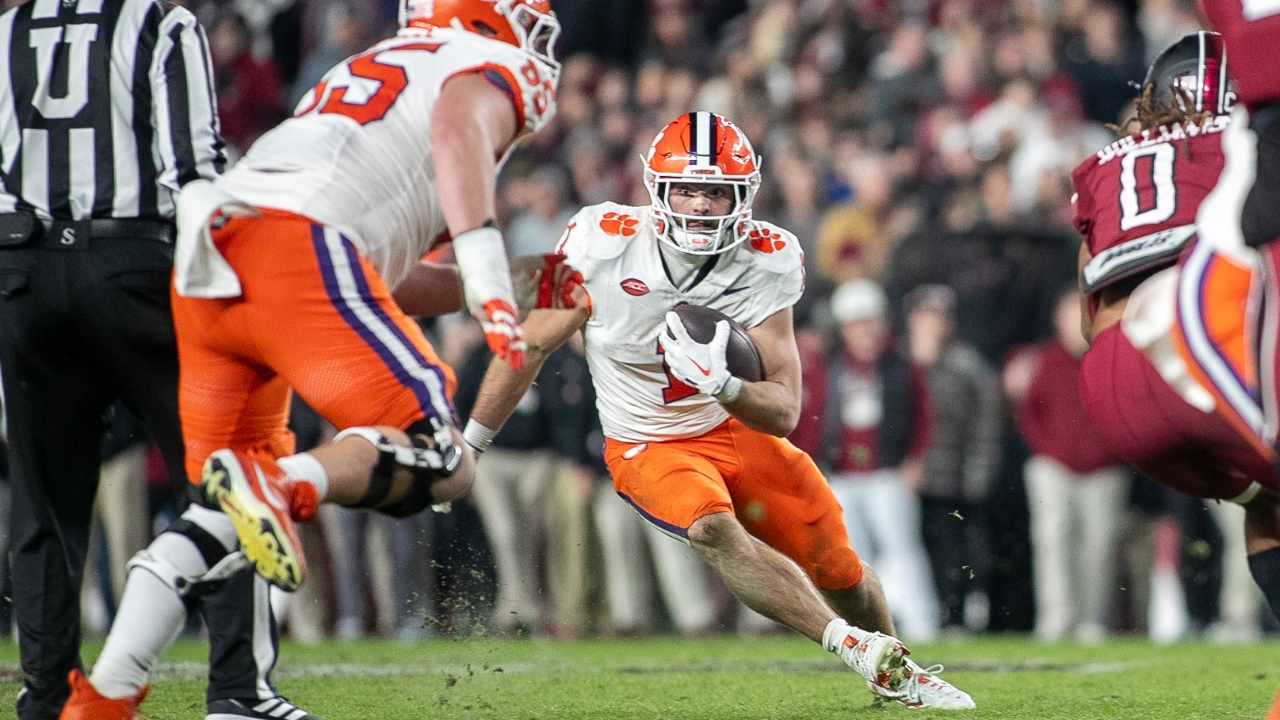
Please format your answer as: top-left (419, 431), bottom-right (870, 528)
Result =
top-left (0, 239), bottom-right (272, 720)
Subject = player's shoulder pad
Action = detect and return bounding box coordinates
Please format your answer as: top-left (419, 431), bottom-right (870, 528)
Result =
top-left (740, 219), bottom-right (804, 274)
top-left (555, 202), bottom-right (649, 262)
top-left (425, 30), bottom-right (557, 136)
top-left (1070, 148), bottom-right (1101, 189)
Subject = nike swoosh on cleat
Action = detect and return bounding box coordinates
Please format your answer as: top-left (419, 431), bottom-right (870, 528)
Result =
top-left (254, 465), bottom-right (289, 512)
top-left (723, 286), bottom-right (750, 295)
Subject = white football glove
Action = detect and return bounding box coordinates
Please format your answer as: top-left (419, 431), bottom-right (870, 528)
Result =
top-left (658, 312), bottom-right (742, 402)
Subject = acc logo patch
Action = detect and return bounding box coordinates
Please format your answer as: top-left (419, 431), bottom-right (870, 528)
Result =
top-left (620, 278), bottom-right (649, 296)
top-left (600, 212), bottom-right (639, 237)
top-left (748, 227), bottom-right (785, 254)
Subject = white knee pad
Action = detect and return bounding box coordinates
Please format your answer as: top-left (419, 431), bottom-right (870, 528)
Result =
top-left (128, 505), bottom-right (247, 599)
top-left (126, 545), bottom-right (249, 599)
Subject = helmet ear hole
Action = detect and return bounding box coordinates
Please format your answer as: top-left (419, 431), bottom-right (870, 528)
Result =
top-left (470, 20), bottom-right (499, 37)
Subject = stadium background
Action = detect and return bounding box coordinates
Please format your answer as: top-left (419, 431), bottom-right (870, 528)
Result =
top-left (0, 0), bottom-right (1256, 647)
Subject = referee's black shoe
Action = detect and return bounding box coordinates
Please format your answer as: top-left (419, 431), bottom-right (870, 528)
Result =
top-left (207, 696), bottom-right (321, 720)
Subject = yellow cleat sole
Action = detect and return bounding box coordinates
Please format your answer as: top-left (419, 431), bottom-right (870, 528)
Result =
top-left (201, 457), bottom-right (305, 592)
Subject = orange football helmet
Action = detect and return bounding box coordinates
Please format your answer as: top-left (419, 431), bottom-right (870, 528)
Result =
top-left (399, 0), bottom-right (560, 70)
top-left (644, 112), bottom-right (761, 255)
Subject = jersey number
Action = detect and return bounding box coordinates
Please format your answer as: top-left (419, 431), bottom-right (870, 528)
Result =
top-left (657, 342), bottom-right (697, 404)
top-left (1119, 143), bottom-right (1177, 231)
top-left (298, 43), bottom-right (441, 125)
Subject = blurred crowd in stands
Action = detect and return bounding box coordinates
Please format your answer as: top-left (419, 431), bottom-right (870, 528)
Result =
top-left (0, 0), bottom-right (1270, 645)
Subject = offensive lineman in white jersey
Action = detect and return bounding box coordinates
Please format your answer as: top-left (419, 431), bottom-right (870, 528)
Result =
top-left (465, 112), bottom-right (975, 710)
top-left (63, 2), bottom-right (571, 717)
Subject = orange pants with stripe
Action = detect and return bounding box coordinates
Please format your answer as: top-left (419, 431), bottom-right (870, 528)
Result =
top-left (1172, 240), bottom-right (1270, 456)
top-left (605, 419), bottom-right (864, 591)
top-left (171, 209), bottom-right (456, 483)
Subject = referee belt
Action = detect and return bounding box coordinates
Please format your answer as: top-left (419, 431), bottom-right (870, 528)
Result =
top-left (0, 212), bottom-right (175, 250)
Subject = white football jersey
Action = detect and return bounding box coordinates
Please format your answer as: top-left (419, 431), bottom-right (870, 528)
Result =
top-left (214, 29), bottom-right (556, 289)
top-left (557, 203), bottom-right (805, 443)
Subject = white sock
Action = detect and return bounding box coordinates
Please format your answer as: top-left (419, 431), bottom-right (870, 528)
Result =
top-left (89, 533), bottom-right (206, 698)
top-left (822, 618), bottom-right (868, 653)
top-left (278, 452), bottom-right (329, 501)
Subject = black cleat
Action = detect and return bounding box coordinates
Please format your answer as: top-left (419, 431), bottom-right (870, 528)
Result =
top-left (206, 696), bottom-right (321, 720)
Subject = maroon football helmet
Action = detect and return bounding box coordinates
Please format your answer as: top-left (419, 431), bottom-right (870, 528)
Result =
top-left (1143, 31), bottom-right (1232, 115)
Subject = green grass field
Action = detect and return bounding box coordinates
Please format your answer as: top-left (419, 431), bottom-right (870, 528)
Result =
top-left (1, 635), bottom-right (1277, 719)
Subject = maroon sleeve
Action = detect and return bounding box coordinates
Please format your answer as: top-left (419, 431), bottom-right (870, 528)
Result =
top-left (1201, 0), bottom-right (1280, 108)
top-left (907, 362), bottom-right (933, 459)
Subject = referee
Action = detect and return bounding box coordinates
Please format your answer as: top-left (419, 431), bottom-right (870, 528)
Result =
top-left (0, 2), bottom-right (313, 719)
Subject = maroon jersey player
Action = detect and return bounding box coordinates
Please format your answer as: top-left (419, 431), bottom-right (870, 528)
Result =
top-left (1072, 32), bottom-right (1280, 624)
top-left (1073, 109), bottom-right (1272, 502)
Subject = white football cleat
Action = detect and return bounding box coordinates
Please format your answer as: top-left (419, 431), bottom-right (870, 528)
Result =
top-left (833, 630), bottom-right (910, 695)
top-left (874, 659), bottom-right (975, 710)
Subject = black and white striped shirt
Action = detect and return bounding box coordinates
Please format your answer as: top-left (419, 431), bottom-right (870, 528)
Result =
top-left (0, 0), bottom-right (222, 223)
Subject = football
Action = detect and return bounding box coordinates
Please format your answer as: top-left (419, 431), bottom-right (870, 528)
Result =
top-left (672, 304), bottom-right (764, 383)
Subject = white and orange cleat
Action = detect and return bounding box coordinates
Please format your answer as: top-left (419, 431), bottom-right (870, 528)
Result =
top-left (877, 659), bottom-right (976, 710)
top-left (58, 669), bottom-right (147, 720)
top-left (824, 621), bottom-right (974, 710)
top-left (826, 624), bottom-right (910, 695)
top-left (199, 449), bottom-right (310, 591)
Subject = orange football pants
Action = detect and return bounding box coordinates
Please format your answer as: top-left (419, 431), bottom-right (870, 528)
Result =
top-left (1172, 240), bottom-right (1271, 458)
top-left (171, 209), bottom-right (456, 483)
top-left (605, 418), bottom-right (864, 591)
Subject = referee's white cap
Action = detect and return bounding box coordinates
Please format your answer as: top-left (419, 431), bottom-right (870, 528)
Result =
top-left (831, 278), bottom-right (887, 323)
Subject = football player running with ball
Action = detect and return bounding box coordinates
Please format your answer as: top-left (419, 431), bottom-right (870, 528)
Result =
top-left (465, 112), bottom-right (974, 710)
